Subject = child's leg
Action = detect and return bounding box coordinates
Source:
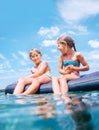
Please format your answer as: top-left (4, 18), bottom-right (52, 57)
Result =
top-left (59, 76), bottom-right (68, 94)
top-left (13, 77), bottom-right (33, 95)
top-left (52, 77), bottom-right (61, 94)
top-left (21, 75), bottom-right (51, 95)
top-left (59, 74), bottom-right (80, 94)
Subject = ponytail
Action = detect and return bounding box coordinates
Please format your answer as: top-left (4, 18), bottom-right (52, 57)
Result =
top-left (73, 43), bottom-right (76, 51)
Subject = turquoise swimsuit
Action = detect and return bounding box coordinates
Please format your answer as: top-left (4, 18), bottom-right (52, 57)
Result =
top-left (63, 60), bottom-right (80, 67)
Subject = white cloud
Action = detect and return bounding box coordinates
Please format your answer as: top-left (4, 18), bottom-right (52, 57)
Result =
top-left (42, 40), bottom-right (56, 47)
top-left (20, 60), bottom-right (27, 66)
top-left (73, 25), bottom-right (88, 34)
top-left (88, 51), bottom-right (99, 60)
top-left (0, 53), bottom-right (6, 60)
top-left (5, 60), bottom-right (12, 68)
top-left (67, 30), bottom-right (76, 35)
top-left (88, 40), bottom-right (99, 48)
top-left (0, 64), bottom-right (3, 70)
top-left (79, 50), bottom-right (99, 73)
top-left (51, 49), bottom-right (57, 53)
top-left (12, 53), bottom-right (18, 60)
top-left (0, 69), bottom-right (15, 74)
top-left (0, 56), bottom-right (12, 73)
top-left (18, 51), bottom-right (28, 60)
top-left (57, 0), bottom-right (99, 23)
top-left (0, 53), bottom-right (11, 68)
top-left (84, 50), bottom-right (99, 60)
top-left (38, 26), bottom-right (60, 38)
top-left (0, 69), bottom-right (30, 79)
top-left (89, 61), bottom-right (99, 73)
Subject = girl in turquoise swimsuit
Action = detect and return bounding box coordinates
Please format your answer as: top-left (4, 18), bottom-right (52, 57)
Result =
top-left (52, 35), bottom-right (89, 94)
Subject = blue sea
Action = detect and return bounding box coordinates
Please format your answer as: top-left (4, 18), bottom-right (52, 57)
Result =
top-left (0, 89), bottom-right (99, 130)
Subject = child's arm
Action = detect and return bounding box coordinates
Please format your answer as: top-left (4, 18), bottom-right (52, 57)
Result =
top-left (58, 56), bottom-right (69, 75)
top-left (64, 66), bottom-right (73, 74)
top-left (77, 52), bottom-right (89, 71)
top-left (31, 67), bottom-right (38, 74)
top-left (28, 61), bottom-right (49, 78)
top-left (67, 52), bottom-right (89, 72)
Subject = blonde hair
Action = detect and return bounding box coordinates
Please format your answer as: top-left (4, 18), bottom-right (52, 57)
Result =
top-left (57, 35), bottom-right (76, 51)
top-left (29, 48), bottom-right (41, 57)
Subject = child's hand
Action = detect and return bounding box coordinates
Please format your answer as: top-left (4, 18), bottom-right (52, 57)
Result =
top-left (67, 65), bottom-right (74, 71)
top-left (31, 67), bottom-right (37, 73)
top-left (64, 65), bottom-right (74, 74)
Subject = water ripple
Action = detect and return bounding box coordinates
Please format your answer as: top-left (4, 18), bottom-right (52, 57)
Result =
top-left (0, 91), bottom-right (99, 130)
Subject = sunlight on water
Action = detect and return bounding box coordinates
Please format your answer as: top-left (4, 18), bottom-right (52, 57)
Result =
top-left (0, 91), bottom-right (99, 130)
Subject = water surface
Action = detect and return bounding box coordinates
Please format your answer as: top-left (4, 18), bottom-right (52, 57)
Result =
top-left (0, 90), bottom-right (99, 130)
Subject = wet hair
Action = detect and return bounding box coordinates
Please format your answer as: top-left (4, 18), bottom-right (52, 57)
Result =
top-left (29, 48), bottom-right (41, 58)
top-left (57, 35), bottom-right (76, 51)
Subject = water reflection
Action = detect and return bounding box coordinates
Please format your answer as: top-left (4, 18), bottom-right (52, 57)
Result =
top-left (4, 92), bottom-right (99, 130)
top-left (65, 95), bottom-right (92, 130)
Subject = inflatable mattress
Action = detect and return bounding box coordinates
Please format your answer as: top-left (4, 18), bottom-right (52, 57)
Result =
top-left (5, 71), bottom-right (99, 94)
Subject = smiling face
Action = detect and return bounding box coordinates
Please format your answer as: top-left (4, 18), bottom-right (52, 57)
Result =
top-left (30, 53), bottom-right (42, 65)
top-left (29, 49), bottom-right (42, 65)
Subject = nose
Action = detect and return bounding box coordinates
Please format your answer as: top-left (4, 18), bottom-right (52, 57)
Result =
top-left (34, 56), bottom-right (38, 60)
top-left (57, 44), bottom-right (61, 49)
top-left (57, 44), bottom-right (60, 48)
top-left (31, 55), bottom-right (37, 61)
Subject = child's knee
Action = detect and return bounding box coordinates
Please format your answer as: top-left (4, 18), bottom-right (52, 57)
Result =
top-left (59, 76), bottom-right (67, 81)
top-left (52, 76), bottom-right (58, 80)
top-left (32, 78), bottom-right (39, 83)
top-left (18, 78), bottom-right (25, 83)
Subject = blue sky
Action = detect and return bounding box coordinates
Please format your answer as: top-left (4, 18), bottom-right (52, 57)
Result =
top-left (0, 0), bottom-right (99, 89)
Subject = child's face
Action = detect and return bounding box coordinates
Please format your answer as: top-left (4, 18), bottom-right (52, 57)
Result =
top-left (30, 53), bottom-right (42, 64)
top-left (57, 41), bottom-right (68, 52)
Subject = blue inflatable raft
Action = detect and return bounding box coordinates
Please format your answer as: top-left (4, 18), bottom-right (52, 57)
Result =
top-left (5, 71), bottom-right (99, 95)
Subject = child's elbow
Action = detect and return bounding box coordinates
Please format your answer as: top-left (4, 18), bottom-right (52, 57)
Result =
top-left (58, 69), bottom-right (62, 74)
top-left (86, 65), bottom-right (90, 71)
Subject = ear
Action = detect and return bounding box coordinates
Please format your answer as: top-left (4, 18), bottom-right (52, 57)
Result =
top-left (29, 57), bottom-right (32, 60)
top-left (40, 54), bottom-right (42, 56)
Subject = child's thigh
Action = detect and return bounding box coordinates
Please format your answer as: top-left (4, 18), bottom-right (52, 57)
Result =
top-left (37, 75), bottom-right (51, 83)
top-left (24, 77), bottom-right (34, 84)
top-left (63, 74), bottom-right (79, 80)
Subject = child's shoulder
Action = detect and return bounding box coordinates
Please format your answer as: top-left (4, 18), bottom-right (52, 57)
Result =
top-left (75, 52), bottom-right (84, 59)
top-left (41, 60), bottom-right (48, 65)
top-left (75, 52), bottom-right (82, 56)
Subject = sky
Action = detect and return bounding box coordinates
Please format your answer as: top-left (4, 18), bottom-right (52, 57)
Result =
top-left (0, 0), bottom-right (99, 89)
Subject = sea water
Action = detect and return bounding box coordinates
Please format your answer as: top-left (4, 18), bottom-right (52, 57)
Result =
top-left (0, 90), bottom-right (99, 130)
